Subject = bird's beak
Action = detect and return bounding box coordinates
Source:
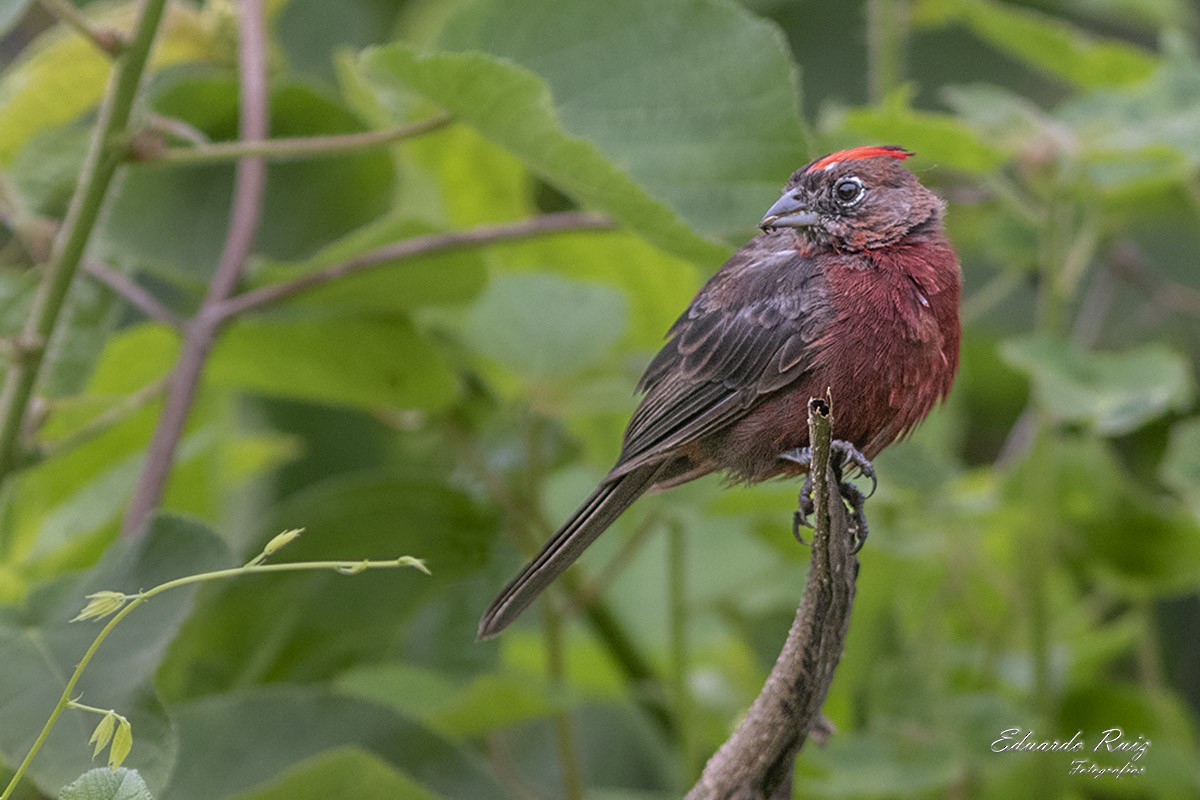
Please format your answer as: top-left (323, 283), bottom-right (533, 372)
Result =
top-left (759, 192), bottom-right (819, 231)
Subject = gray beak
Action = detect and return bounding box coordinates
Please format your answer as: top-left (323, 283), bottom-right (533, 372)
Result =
top-left (759, 192), bottom-right (819, 231)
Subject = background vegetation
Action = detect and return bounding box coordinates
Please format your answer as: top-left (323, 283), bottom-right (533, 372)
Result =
top-left (1, 0), bottom-right (1199, 797)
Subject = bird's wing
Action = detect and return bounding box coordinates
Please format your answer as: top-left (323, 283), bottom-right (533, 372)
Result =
top-left (613, 238), bottom-right (830, 474)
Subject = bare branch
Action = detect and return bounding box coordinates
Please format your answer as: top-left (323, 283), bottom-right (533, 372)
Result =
top-left (37, 0), bottom-right (125, 56)
top-left (687, 398), bottom-right (858, 800)
top-left (0, 0), bottom-right (172, 487)
top-left (138, 115), bottom-right (453, 165)
top-left (212, 212), bottom-right (616, 321)
top-left (120, 0), bottom-right (269, 539)
top-left (35, 378), bottom-right (168, 463)
top-left (82, 260), bottom-right (185, 330)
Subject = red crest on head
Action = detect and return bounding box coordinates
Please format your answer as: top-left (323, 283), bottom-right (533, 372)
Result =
top-left (803, 146), bottom-right (914, 174)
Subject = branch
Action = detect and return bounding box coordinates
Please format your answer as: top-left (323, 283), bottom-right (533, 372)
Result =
top-left (120, 0), bottom-right (269, 539)
top-left (37, 0), bottom-right (126, 56)
top-left (34, 378), bottom-right (168, 464)
top-left (0, 0), bottom-right (171, 486)
top-left (1109, 239), bottom-right (1200, 320)
top-left (138, 114), bottom-right (453, 164)
top-left (212, 212), bottom-right (615, 321)
top-left (82, 260), bottom-right (185, 330)
top-left (687, 398), bottom-right (859, 800)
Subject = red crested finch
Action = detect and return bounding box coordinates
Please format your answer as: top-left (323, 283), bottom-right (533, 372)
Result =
top-left (479, 146), bottom-right (961, 639)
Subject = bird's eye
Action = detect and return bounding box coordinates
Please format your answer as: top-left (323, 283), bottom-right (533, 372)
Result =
top-left (833, 177), bottom-right (865, 206)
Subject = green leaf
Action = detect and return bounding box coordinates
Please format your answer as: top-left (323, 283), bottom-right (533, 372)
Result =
top-left (1059, 684), bottom-right (1199, 796)
top-left (207, 316), bottom-right (457, 412)
top-left (233, 747), bottom-right (443, 800)
top-left (103, 80), bottom-right (396, 280)
top-left (108, 718), bottom-right (133, 769)
top-left (397, 115), bottom-right (534, 227)
top-left (1058, 33), bottom-right (1200, 169)
top-left (80, 324), bottom-right (179, 397)
top-left (0, 4), bottom-right (218, 164)
top-left (334, 663), bottom-right (459, 723)
top-left (830, 86), bottom-right (1008, 175)
top-left (795, 731), bottom-right (962, 796)
top-left (492, 231), bottom-right (701, 351)
top-left (1014, 436), bottom-right (1200, 596)
top-left (274, 0), bottom-right (406, 84)
top-left (337, 664), bottom-right (573, 739)
top-left (914, 0), bottom-right (1156, 87)
top-left (247, 217), bottom-right (488, 313)
top-left (156, 471), bottom-right (497, 693)
top-left (9, 121), bottom-right (91, 216)
top-left (463, 272), bottom-right (626, 382)
top-left (427, 673), bottom-right (572, 738)
top-left (1161, 418), bottom-right (1200, 517)
top-left (0, 517), bottom-right (231, 795)
top-left (58, 768), bottom-right (154, 800)
top-left (437, 0), bottom-right (806, 239)
top-left (87, 713), bottom-right (117, 758)
top-left (364, 0), bottom-right (806, 260)
top-left (940, 84), bottom-right (1058, 155)
top-left (160, 687), bottom-right (503, 800)
top-left (1000, 335), bottom-right (1194, 435)
top-left (363, 46), bottom-right (721, 265)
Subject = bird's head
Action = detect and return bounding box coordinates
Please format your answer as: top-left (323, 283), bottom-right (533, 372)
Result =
top-left (759, 146), bottom-right (944, 251)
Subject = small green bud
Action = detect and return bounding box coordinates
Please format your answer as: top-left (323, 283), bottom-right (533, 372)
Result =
top-left (263, 528), bottom-right (303, 556)
top-left (88, 712), bottom-right (117, 759)
top-left (109, 717), bottom-right (133, 769)
top-left (337, 560), bottom-right (369, 575)
top-left (397, 557), bottom-right (431, 575)
top-left (71, 592), bottom-right (129, 622)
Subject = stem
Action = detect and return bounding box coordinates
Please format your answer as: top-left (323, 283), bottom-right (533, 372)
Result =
top-left (446, 414), bottom-right (673, 735)
top-left (147, 115), bottom-right (453, 165)
top-left (523, 413), bottom-right (585, 800)
top-left (542, 601), bottom-right (585, 800)
top-left (866, 0), bottom-right (908, 104)
top-left (668, 520), bottom-right (694, 783)
top-left (120, 0), bottom-right (270, 539)
top-left (0, 0), bottom-right (170, 488)
top-left (687, 398), bottom-right (858, 799)
top-left (37, 0), bottom-right (125, 56)
top-left (65, 701), bottom-right (122, 718)
top-left (82, 260), bottom-right (185, 330)
top-left (213, 212), bottom-right (615, 321)
top-left (0, 556), bottom-right (425, 800)
top-left (35, 378), bottom-right (169, 464)
top-left (1134, 600), bottom-right (1164, 692)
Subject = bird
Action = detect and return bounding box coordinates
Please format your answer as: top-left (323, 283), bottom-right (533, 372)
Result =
top-left (478, 145), bottom-right (961, 640)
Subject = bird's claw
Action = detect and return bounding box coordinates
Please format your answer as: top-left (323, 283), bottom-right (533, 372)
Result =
top-left (781, 440), bottom-right (874, 552)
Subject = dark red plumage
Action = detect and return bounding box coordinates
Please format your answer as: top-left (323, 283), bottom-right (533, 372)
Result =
top-left (479, 146), bottom-right (961, 639)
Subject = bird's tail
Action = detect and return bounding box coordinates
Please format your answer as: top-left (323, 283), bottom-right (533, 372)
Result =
top-left (477, 462), bottom-right (664, 639)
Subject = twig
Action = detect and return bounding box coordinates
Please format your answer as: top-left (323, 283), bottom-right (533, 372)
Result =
top-left (0, 0), bottom-right (172, 488)
top-left (211, 212), bottom-right (615, 321)
top-left (141, 114), bottom-right (453, 164)
top-left (0, 540), bottom-right (427, 800)
top-left (35, 378), bottom-right (169, 463)
top-left (1109, 240), bottom-right (1200, 320)
top-left (687, 398), bottom-right (858, 800)
top-left (446, 424), bottom-right (675, 737)
top-left (37, 0), bottom-right (125, 56)
top-left (142, 112), bottom-right (210, 146)
top-left (82, 260), bottom-right (185, 330)
top-left (866, 0), bottom-right (908, 104)
top-left (120, 0), bottom-right (269, 539)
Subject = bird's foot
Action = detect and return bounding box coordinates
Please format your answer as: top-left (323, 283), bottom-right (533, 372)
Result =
top-left (782, 441), bottom-right (875, 552)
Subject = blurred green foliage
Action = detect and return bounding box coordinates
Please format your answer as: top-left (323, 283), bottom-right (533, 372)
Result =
top-left (1, 0), bottom-right (1199, 797)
